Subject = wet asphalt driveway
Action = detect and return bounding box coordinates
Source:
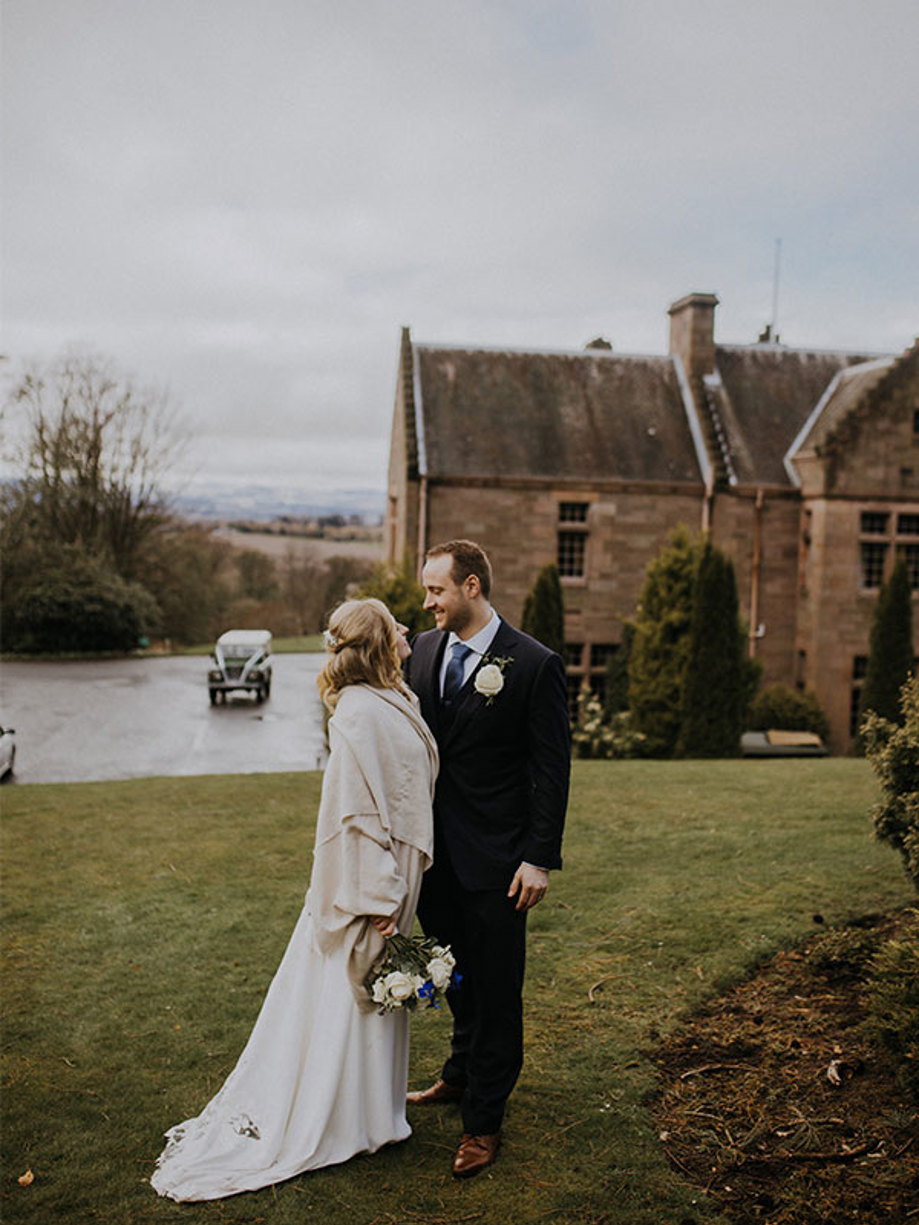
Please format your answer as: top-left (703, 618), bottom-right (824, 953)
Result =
top-left (0, 654), bottom-right (328, 785)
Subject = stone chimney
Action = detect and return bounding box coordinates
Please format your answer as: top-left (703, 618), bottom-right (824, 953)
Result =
top-left (668, 292), bottom-right (719, 379)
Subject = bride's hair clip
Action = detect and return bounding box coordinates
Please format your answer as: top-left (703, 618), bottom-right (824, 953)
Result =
top-left (323, 628), bottom-right (339, 649)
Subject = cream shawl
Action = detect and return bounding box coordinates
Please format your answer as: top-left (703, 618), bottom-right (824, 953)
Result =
top-left (307, 684), bottom-right (439, 1008)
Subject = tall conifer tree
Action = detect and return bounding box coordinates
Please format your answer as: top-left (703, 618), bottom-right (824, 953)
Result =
top-left (857, 554), bottom-right (915, 739)
top-left (521, 563), bottom-right (565, 656)
top-left (676, 541), bottom-right (747, 757)
top-left (628, 526), bottom-right (702, 756)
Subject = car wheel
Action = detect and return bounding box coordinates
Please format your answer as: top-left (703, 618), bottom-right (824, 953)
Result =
top-left (255, 686), bottom-right (264, 704)
top-left (209, 688), bottom-right (217, 705)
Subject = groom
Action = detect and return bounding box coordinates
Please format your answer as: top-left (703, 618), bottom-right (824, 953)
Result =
top-left (405, 539), bottom-right (571, 1178)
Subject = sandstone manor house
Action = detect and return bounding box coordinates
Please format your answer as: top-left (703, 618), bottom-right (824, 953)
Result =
top-left (385, 292), bottom-right (919, 752)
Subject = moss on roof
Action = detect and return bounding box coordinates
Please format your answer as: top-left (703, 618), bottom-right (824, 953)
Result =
top-left (416, 346), bottom-right (701, 484)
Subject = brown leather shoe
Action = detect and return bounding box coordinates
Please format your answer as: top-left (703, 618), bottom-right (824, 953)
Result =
top-left (406, 1078), bottom-right (464, 1106)
top-left (452, 1132), bottom-right (501, 1179)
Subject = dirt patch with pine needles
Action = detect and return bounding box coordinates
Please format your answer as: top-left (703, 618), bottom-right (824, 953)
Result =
top-left (650, 909), bottom-right (919, 1225)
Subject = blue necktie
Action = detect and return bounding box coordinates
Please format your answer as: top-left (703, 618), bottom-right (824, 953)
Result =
top-left (443, 642), bottom-right (472, 704)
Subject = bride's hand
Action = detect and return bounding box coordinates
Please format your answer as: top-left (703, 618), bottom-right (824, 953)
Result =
top-left (369, 914), bottom-right (397, 937)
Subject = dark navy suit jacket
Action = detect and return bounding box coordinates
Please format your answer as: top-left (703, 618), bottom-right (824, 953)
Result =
top-left (406, 620), bottom-right (571, 891)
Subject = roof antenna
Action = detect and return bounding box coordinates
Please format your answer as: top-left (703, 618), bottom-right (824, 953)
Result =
top-left (759, 238), bottom-right (783, 343)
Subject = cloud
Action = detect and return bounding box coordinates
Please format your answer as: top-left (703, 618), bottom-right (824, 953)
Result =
top-left (2, 0), bottom-right (917, 503)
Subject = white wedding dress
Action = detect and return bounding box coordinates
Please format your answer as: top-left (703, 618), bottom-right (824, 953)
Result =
top-left (151, 685), bottom-right (437, 1202)
top-left (151, 892), bottom-right (415, 1201)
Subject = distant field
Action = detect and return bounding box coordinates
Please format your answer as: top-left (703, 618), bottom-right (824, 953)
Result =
top-left (215, 527), bottom-right (383, 563)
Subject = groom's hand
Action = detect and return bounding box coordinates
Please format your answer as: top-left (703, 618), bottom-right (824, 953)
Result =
top-left (508, 863), bottom-right (549, 911)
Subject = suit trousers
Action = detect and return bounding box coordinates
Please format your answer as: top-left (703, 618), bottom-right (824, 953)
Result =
top-left (417, 849), bottom-right (527, 1135)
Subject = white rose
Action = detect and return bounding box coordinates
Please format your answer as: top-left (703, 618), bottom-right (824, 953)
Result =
top-left (383, 971), bottom-right (415, 1002)
top-left (427, 957), bottom-right (454, 991)
top-left (474, 664), bottom-right (504, 699)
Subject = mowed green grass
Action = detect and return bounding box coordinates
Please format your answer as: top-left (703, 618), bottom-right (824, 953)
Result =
top-left (1, 761), bottom-right (909, 1225)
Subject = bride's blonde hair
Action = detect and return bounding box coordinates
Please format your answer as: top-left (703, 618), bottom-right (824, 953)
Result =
top-left (317, 597), bottom-right (408, 711)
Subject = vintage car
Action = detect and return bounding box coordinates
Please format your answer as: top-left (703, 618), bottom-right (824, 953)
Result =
top-left (208, 630), bottom-right (273, 704)
top-left (0, 725), bottom-right (15, 780)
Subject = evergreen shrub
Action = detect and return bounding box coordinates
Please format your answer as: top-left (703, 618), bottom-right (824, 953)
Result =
top-left (603, 624), bottom-right (633, 718)
top-left (677, 541), bottom-right (750, 758)
top-left (628, 526), bottom-right (702, 756)
top-left (807, 926), bottom-right (881, 979)
top-left (862, 918), bottom-right (919, 1100)
top-left (864, 675), bottom-right (919, 893)
top-left (521, 563), bottom-right (565, 656)
top-left (6, 547), bottom-right (160, 653)
top-left (857, 554), bottom-right (914, 746)
top-left (748, 684), bottom-right (830, 741)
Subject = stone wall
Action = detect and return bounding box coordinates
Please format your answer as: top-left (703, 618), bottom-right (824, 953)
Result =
top-left (424, 478), bottom-right (704, 649)
top-left (709, 489), bottom-right (802, 689)
top-left (797, 495), bottom-right (919, 752)
top-left (797, 498), bottom-right (877, 751)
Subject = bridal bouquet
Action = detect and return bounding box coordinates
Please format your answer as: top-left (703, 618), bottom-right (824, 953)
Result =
top-left (365, 933), bottom-right (458, 1013)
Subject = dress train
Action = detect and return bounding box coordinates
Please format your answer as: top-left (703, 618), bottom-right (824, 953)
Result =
top-left (151, 900), bottom-right (412, 1201)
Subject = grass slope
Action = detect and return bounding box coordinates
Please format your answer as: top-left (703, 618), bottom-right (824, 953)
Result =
top-left (1, 760), bottom-right (909, 1225)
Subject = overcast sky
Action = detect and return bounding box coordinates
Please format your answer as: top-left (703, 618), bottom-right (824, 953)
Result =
top-left (3, 0), bottom-right (918, 507)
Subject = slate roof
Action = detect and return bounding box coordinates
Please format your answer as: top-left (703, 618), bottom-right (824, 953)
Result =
top-left (713, 345), bottom-right (880, 486)
top-left (788, 355), bottom-right (896, 457)
top-left (414, 345), bottom-right (702, 485)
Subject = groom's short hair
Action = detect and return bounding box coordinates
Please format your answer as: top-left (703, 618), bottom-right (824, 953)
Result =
top-left (427, 539), bottom-right (492, 600)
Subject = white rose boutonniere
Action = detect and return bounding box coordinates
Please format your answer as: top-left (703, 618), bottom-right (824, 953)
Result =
top-left (473, 654), bottom-right (513, 705)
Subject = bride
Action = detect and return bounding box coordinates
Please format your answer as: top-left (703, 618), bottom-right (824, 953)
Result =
top-left (151, 598), bottom-right (438, 1201)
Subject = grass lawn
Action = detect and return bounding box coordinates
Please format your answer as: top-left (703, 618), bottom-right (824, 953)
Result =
top-left (1, 760), bottom-right (910, 1225)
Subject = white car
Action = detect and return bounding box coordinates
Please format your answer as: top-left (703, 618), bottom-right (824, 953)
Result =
top-left (208, 630), bottom-right (273, 704)
top-left (0, 726), bottom-right (15, 780)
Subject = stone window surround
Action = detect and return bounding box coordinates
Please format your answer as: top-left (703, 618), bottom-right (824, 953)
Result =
top-left (556, 498), bottom-right (590, 581)
top-left (859, 540), bottom-right (888, 589)
top-left (558, 530), bottom-right (587, 578)
top-left (565, 640), bottom-right (619, 711)
top-left (858, 505), bottom-right (919, 592)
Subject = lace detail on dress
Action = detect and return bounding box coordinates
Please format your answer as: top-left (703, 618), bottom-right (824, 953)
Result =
top-left (230, 1113), bottom-right (260, 1140)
